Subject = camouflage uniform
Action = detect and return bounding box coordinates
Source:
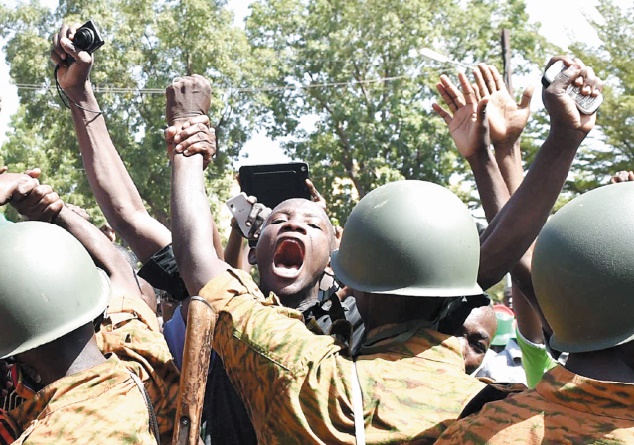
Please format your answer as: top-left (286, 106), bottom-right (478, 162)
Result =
top-left (201, 269), bottom-right (486, 445)
top-left (435, 365), bottom-right (634, 444)
top-left (0, 296), bottom-right (179, 445)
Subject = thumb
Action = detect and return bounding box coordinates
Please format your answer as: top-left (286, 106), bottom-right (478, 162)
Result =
top-left (476, 97), bottom-right (489, 124)
top-left (60, 36), bottom-right (92, 65)
top-left (24, 168), bottom-right (41, 179)
top-left (476, 98), bottom-right (491, 142)
top-left (519, 84), bottom-right (535, 110)
top-left (551, 64), bottom-right (581, 91)
top-left (164, 126), bottom-right (177, 143)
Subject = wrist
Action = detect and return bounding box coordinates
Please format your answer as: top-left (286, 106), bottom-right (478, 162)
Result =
top-left (63, 81), bottom-right (95, 104)
top-left (547, 124), bottom-right (587, 147)
top-left (493, 137), bottom-right (520, 154)
top-left (167, 112), bottom-right (206, 128)
top-left (465, 145), bottom-right (494, 166)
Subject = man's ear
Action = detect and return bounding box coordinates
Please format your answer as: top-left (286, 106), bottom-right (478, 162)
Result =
top-left (248, 248), bottom-right (257, 265)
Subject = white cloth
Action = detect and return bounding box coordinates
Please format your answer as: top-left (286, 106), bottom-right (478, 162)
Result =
top-left (475, 339), bottom-right (527, 385)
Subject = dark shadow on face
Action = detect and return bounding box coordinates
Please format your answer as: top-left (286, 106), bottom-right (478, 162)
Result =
top-left (454, 306), bottom-right (497, 374)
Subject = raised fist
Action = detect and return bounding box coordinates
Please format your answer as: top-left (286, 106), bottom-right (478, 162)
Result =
top-left (165, 75), bottom-right (212, 126)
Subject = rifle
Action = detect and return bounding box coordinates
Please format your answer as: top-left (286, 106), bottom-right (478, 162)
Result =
top-left (172, 296), bottom-right (214, 445)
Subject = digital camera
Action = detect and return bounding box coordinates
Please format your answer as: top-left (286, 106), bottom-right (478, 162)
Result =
top-left (74, 20), bottom-right (104, 54)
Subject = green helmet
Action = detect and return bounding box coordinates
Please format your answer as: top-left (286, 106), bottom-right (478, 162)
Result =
top-left (491, 305), bottom-right (516, 347)
top-left (331, 180), bottom-right (483, 297)
top-left (0, 222), bottom-right (110, 359)
top-left (533, 182), bottom-right (634, 353)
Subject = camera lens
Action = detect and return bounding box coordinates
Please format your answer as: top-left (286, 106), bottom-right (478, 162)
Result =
top-left (74, 28), bottom-right (95, 51)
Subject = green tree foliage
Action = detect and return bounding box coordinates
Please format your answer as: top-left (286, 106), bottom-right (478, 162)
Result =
top-left (0, 0), bottom-right (258, 225)
top-left (246, 0), bottom-right (551, 223)
top-left (569, 0), bottom-right (634, 192)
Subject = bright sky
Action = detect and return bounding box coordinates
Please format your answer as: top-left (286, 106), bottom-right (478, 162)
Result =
top-left (0, 0), bottom-right (624, 165)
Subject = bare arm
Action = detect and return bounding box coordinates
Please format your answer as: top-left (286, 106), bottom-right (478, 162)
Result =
top-left (478, 57), bottom-right (602, 290)
top-left (473, 64), bottom-right (533, 195)
top-left (10, 182), bottom-right (143, 300)
top-left (51, 24), bottom-right (171, 262)
top-left (433, 72), bottom-right (511, 225)
top-left (224, 224), bottom-right (247, 270)
top-left (168, 76), bottom-right (229, 296)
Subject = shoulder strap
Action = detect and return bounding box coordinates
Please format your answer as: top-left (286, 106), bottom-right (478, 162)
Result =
top-left (126, 370), bottom-right (161, 444)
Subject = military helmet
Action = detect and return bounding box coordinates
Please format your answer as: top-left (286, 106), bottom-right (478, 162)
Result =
top-left (0, 222), bottom-right (110, 358)
top-left (532, 182), bottom-right (634, 353)
top-left (331, 180), bottom-right (483, 297)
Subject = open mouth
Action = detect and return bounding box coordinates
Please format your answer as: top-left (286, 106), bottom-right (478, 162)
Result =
top-left (272, 238), bottom-right (305, 278)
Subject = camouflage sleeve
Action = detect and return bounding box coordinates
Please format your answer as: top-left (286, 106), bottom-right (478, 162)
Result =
top-left (96, 296), bottom-right (180, 443)
top-left (199, 269), bottom-right (346, 434)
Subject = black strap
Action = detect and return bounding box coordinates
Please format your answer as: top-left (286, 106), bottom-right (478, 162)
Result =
top-left (127, 369), bottom-right (161, 444)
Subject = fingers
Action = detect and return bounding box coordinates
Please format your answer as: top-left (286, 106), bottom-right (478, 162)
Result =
top-left (577, 63), bottom-right (602, 96)
top-left (305, 179), bottom-right (327, 211)
top-left (164, 126), bottom-right (177, 144)
top-left (489, 65), bottom-right (506, 92)
top-left (544, 55), bottom-right (577, 72)
top-left (170, 115), bottom-right (210, 144)
top-left (13, 176), bottom-right (39, 197)
top-left (52, 23), bottom-right (70, 63)
top-left (475, 97), bottom-right (490, 140)
top-left (519, 84), bottom-right (535, 110)
top-left (610, 171), bottom-right (634, 183)
top-left (246, 204), bottom-right (271, 239)
top-left (472, 83), bottom-right (482, 102)
top-left (473, 65), bottom-right (491, 97)
top-left (436, 74), bottom-right (465, 113)
top-left (24, 167), bottom-right (41, 179)
top-left (11, 184), bottom-right (64, 223)
top-left (432, 102), bottom-right (452, 125)
top-left (0, 174), bottom-right (38, 206)
top-left (458, 72), bottom-right (477, 105)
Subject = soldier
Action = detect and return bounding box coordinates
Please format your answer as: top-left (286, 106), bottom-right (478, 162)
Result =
top-left (0, 173), bottom-right (179, 444)
top-left (169, 53), bottom-right (604, 443)
top-left (435, 182), bottom-right (634, 444)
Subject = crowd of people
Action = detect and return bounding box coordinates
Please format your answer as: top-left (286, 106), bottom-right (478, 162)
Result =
top-left (0, 21), bottom-right (632, 445)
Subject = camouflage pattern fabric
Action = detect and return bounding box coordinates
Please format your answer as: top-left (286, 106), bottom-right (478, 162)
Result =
top-left (0, 296), bottom-right (179, 445)
top-left (96, 296), bottom-right (180, 444)
top-left (435, 365), bottom-right (634, 444)
top-left (200, 269), bottom-right (486, 445)
top-left (3, 356), bottom-right (157, 444)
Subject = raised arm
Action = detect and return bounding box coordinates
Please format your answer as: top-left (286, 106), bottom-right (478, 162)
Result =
top-left (10, 181), bottom-right (143, 300)
top-left (433, 71), bottom-right (510, 225)
top-left (473, 64), bottom-right (533, 195)
top-left (167, 76), bottom-right (229, 296)
top-left (51, 23), bottom-right (171, 262)
top-left (478, 56), bottom-right (602, 290)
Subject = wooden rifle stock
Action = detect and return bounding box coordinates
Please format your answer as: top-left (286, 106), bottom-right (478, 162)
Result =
top-left (172, 296), bottom-right (214, 445)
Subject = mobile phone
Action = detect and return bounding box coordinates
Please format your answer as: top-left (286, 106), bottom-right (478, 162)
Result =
top-left (226, 193), bottom-right (254, 238)
top-left (542, 60), bottom-right (603, 114)
top-left (238, 163), bottom-right (311, 210)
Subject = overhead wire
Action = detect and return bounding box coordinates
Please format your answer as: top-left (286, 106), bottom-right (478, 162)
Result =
top-left (2, 63), bottom-right (459, 96)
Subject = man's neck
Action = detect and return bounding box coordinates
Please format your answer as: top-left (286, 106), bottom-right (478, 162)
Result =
top-left (566, 348), bottom-right (634, 383)
top-left (261, 281), bottom-right (320, 312)
top-left (19, 325), bottom-right (107, 387)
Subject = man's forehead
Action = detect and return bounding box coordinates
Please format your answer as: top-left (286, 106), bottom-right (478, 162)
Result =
top-left (271, 199), bottom-right (328, 219)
